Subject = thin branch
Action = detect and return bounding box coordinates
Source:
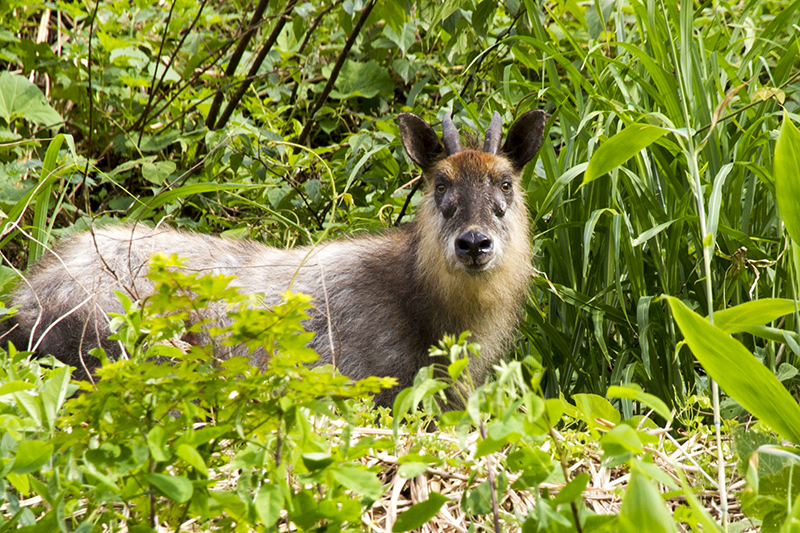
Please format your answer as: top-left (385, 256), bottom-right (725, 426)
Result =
top-left (135, 0), bottom-right (209, 137)
top-left (297, 0), bottom-right (378, 145)
top-left (298, 0), bottom-right (342, 57)
top-left (205, 0), bottom-right (272, 129)
top-left (81, 0), bottom-right (101, 217)
top-left (459, 9), bottom-right (524, 100)
top-left (214, 0), bottom-right (298, 130)
top-left (142, 37), bottom-right (239, 135)
top-left (394, 177), bottom-right (423, 226)
top-left (479, 423), bottom-right (502, 533)
top-left (286, 0), bottom-right (342, 112)
top-left (138, 0), bottom-right (178, 147)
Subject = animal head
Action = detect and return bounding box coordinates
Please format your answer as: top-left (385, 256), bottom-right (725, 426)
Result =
top-left (398, 109), bottom-right (547, 276)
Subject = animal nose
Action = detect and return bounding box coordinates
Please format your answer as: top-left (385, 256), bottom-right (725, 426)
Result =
top-left (455, 229), bottom-right (493, 264)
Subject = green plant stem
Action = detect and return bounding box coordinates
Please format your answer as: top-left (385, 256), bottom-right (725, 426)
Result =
top-left (659, 0), bottom-right (727, 527)
top-left (549, 426), bottom-right (583, 533)
top-left (479, 422), bottom-right (501, 533)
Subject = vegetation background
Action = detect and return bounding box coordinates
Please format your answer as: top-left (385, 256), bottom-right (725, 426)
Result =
top-left (2, 0), bottom-right (800, 531)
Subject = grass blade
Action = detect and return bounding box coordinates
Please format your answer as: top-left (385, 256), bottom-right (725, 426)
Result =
top-left (667, 296), bottom-right (800, 444)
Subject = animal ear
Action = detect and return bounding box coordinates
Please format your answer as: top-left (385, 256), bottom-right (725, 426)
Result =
top-left (397, 113), bottom-right (445, 171)
top-left (501, 110), bottom-right (548, 173)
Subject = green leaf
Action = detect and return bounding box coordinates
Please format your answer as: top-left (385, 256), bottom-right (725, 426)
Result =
top-left (0, 381), bottom-right (35, 396)
top-left (147, 426), bottom-right (170, 462)
top-left (175, 444), bottom-right (208, 477)
top-left (572, 393), bottom-right (620, 433)
top-left (713, 298), bottom-right (797, 334)
top-left (146, 473), bottom-right (193, 503)
top-left (392, 492), bottom-right (449, 532)
top-left (331, 465), bottom-right (384, 501)
top-left (330, 60), bottom-right (393, 100)
top-left (397, 461), bottom-right (428, 478)
top-left (618, 469), bottom-right (678, 533)
top-left (14, 391), bottom-right (43, 428)
top-left (775, 112), bottom-right (800, 243)
top-left (462, 479), bottom-right (494, 515)
top-left (600, 424), bottom-right (644, 456)
top-left (583, 124), bottom-right (669, 185)
top-left (29, 133), bottom-right (65, 267)
top-left (0, 72), bottom-right (63, 126)
top-left (475, 435), bottom-right (506, 459)
top-left (12, 440), bottom-right (53, 474)
top-left (302, 452), bottom-right (335, 472)
top-left (42, 366), bottom-right (71, 432)
top-left (141, 160), bottom-right (176, 185)
top-left (6, 472), bottom-right (30, 495)
top-left (607, 384), bottom-right (672, 422)
top-left (552, 472), bottom-right (590, 505)
top-left (255, 484), bottom-right (284, 528)
top-left (667, 297), bottom-right (800, 444)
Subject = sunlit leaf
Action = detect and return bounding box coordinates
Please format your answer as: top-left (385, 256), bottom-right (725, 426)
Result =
top-left (392, 492), bottom-right (449, 532)
top-left (713, 299), bottom-right (797, 334)
top-left (0, 72), bottom-right (62, 126)
top-left (12, 440), bottom-right (53, 474)
top-left (668, 297), bottom-right (800, 444)
top-left (583, 124), bottom-right (669, 185)
top-left (146, 473), bottom-right (193, 503)
top-left (618, 469), bottom-right (678, 533)
top-left (775, 112), bottom-right (800, 243)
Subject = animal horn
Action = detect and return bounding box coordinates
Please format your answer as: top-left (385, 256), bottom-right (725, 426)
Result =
top-left (442, 111), bottom-right (462, 155)
top-left (483, 111), bottom-right (503, 155)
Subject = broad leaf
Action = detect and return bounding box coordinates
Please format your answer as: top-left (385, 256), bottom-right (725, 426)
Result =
top-left (584, 124), bottom-right (669, 185)
top-left (0, 72), bottom-right (62, 126)
top-left (607, 384), bottom-right (672, 422)
top-left (176, 444), bottom-right (208, 477)
top-left (618, 469), bottom-right (678, 533)
top-left (713, 299), bottom-right (797, 334)
top-left (146, 473), bottom-right (193, 503)
top-left (331, 60), bottom-right (393, 100)
top-left (392, 492), bottom-right (449, 532)
top-left (255, 484), bottom-right (284, 528)
top-left (331, 465), bottom-right (384, 501)
top-left (668, 297), bottom-right (800, 444)
top-left (12, 440), bottom-right (53, 474)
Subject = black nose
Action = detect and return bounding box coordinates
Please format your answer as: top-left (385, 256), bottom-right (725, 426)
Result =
top-left (455, 229), bottom-right (493, 264)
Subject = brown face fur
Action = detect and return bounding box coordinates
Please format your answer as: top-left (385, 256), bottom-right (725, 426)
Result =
top-left (398, 109), bottom-right (547, 279)
top-left (426, 151), bottom-right (520, 273)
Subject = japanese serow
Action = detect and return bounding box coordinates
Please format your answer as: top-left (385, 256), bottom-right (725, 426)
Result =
top-left (1, 109), bottom-right (547, 407)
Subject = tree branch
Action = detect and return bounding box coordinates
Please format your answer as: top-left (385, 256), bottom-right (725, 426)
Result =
top-left (297, 0), bottom-right (377, 145)
top-left (204, 0), bottom-right (272, 129)
top-left (214, 0), bottom-right (298, 130)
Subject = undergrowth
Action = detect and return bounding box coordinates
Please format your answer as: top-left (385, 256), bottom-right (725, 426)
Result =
top-left (0, 258), bottom-right (754, 531)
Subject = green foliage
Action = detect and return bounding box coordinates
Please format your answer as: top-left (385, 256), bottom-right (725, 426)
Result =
top-left (3, 0), bottom-right (800, 529)
top-left (1, 0), bottom-right (798, 416)
top-left (775, 111), bottom-right (800, 245)
top-left (668, 297), bottom-right (800, 444)
top-left (1, 256), bottom-right (393, 530)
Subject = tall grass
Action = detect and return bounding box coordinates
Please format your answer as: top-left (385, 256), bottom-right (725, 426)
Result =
top-left (507, 0), bottom-right (800, 412)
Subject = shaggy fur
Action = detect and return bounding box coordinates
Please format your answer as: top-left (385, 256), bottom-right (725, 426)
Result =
top-left (1, 110), bottom-right (547, 407)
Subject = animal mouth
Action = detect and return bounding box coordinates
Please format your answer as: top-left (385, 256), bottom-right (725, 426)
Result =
top-left (457, 255), bottom-right (494, 273)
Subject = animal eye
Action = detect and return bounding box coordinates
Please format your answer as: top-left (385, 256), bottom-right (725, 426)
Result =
top-left (436, 183), bottom-right (447, 194)
top-left (501, 181), bottom-right (512, 192)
